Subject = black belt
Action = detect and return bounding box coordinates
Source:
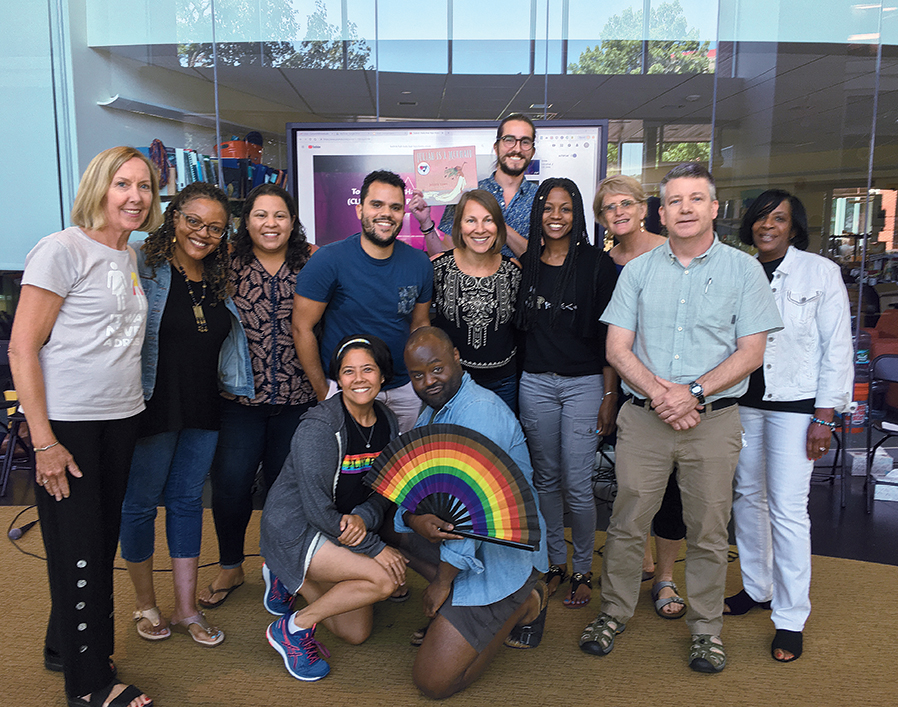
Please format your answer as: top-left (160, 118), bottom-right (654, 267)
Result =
top-left (629, 396), bottom-right (737, 413)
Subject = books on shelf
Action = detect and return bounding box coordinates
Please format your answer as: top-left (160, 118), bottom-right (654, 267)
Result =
top-left (141, 144), bottom-right (287, 199)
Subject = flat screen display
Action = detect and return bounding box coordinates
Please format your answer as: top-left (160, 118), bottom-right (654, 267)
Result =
top-left (287, 120), bottom-right (608, 248)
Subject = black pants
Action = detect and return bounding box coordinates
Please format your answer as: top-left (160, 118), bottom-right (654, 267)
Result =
top-left (652, 466), bottom-right (687, 541)
top-left (36, 415), bottom-right (140, 698)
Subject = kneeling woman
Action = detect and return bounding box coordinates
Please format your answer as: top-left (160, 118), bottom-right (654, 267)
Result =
top-left (261, 335), bottom-right (408, 681)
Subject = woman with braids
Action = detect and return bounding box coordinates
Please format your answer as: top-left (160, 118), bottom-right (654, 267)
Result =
top-left (120, 181), bottom-right (249, 646)
top-left (197, 184), bottom-right (318, 609)
top-left (515, 178), bottom-right (618, 608)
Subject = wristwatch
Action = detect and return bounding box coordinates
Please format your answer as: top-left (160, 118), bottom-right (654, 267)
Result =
top-left (688, 381), bottom-right (705, 404)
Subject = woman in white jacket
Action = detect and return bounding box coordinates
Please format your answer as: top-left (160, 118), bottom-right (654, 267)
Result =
top-left (726, 189), bottom-right (853, 663)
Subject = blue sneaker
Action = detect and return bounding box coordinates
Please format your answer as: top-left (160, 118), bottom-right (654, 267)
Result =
top-left (263, 563), bottom-right (293, 616)
top-left (266, 616), bottom-right (330, 681)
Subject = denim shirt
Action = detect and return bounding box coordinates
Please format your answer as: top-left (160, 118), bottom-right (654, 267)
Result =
top-left (395, 373), bottom-right (548, 606)
top-left (135, 244), bottom-right (254, 401)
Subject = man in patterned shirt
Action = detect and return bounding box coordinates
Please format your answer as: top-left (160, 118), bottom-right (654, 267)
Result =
top-left (409, 113), bottom-right (538, 258)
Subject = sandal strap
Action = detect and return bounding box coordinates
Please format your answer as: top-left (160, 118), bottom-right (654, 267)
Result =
top-left (570, 572), bottom-right (593, 590)
top-left (544, 565), bottom-right (568, 583)
top-left (132, 606), bottom-right (163, 627)
top-left (650, 581), bottom-right (678, 601)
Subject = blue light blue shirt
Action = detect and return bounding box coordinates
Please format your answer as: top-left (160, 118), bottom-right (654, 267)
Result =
top-left (395, 373), bottom-right (548, 606)
top-left (601, 236), bottom-right (783, 402)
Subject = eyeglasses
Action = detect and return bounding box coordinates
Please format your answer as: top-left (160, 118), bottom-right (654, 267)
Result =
top-left (176, 210), bottom-right (226, 240)
top-left (600, 199), bottom-right (640, 215)
top-left (497, 135), bottom-right (535, 150)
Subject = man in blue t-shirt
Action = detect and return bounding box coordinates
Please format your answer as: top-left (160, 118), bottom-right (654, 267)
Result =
top-left (293, 169), bottom-right (433, 432)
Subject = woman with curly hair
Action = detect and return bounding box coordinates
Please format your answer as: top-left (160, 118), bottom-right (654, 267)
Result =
top-left (516, 178), bottom-right (618, 609)
top-left (198, 184), bottom-right (318, 609)
top-left (120, 181), bottom-right (252, 646)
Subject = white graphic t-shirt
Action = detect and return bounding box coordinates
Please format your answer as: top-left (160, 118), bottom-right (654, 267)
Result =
top-left (22, 227), bottom-right (147, 421)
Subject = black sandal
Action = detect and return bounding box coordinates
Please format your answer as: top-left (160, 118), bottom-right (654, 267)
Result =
top-left (771, 629), bottom-right (803, 662)
top-left (563, 571), bottom-right (593, 608)
top-left (504, 581), bottom-right (549, 649)
top-left (543, 564), bottom-right (568, 597)
top-left (67, 682), bottom-right (152, 707)
top-left (723, 588), bottom-right (771, 615)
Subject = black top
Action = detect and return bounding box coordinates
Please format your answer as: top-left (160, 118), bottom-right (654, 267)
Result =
top-left (431, 251), bottom-right (521, 383)
top-left (740, 256), bottom-right (815, 414)
top-left (335, 401), bottom-right (392, 515)
top-left (521, 244), bottom-right (617, 376)
top-left (140, 265), bottom-right (230, 437)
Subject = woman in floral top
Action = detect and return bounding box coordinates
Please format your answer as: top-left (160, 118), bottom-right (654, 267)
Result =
top-left (198, 184), bottom-right (317, 608)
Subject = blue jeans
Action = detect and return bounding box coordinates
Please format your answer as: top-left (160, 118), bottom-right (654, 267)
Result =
top-left (120, 428), bottom-right (219, 562)
top-left (210, 399), bottom-right (311, 568)
top-left (519, 371), bottom-right (603, 575)
top-left (477, 373), bottom-right (519, 414)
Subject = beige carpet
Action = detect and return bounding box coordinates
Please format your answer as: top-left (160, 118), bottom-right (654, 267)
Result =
top-left (2, 506), bottom-right (896, 706)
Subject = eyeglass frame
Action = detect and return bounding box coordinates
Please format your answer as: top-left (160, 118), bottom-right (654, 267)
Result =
top-left (175, 209), bottom-right (228, 240)
top-left (600, 198), bottom-right (643, 215)
top-left (496, 135), bottom-right (535, 150)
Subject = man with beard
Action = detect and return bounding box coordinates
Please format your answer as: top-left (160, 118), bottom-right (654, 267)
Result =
top-left (293, 170), bottom-right (433, 432)
top-left (396, 327), bottom-right (548, 698)
top-left (409, 113), bottom-right (537, 257)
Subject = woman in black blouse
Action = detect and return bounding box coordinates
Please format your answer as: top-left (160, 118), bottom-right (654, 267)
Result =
top-left (430, 190), bottom-right (521, 411)
top-left (516, 178), bottom-right (618, 608)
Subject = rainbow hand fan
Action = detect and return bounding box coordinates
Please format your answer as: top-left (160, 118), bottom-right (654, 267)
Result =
top-left (364, 424), bottom-right (541, 551)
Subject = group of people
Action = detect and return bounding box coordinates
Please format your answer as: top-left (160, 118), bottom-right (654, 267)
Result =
top-left (8, 111), bottom-right (853, 706)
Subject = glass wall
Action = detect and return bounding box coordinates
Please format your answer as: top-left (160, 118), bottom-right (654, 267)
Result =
top-left (7, 0), bottom-right (898, 289)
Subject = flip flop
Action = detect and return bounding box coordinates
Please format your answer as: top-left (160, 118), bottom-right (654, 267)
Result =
top-left (170, 611), bottom-right (225, 647)
top-left (198, 582), bottom-right (244, 609)
top-left (133, 606), bottom-right (171, 641)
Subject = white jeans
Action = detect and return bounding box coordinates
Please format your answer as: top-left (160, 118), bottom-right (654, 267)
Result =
top-left (733, 407), bottom-right (813, 631)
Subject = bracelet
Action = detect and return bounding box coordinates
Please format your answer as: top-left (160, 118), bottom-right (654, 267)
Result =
top-left (811, 417), bottom-right (836, 429)
top-left (603, 391), bottom-right (618, 398)
top-left (34, 441), bottom-right (60, 453)
top-left (420, 221), bottom-right (436, 235)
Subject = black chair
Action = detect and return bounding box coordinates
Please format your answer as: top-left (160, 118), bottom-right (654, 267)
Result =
top-left (865, 354), bottom-right (898, 512)
top-left (811, 412), bottom-right (849, 508)
top-left (0, 396), bottom-right (34, 497)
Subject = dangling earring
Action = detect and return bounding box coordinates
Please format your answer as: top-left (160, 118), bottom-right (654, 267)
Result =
top-left (171, 235), bottom-right (177, 244)
top-left (640, 219), bottom-right (646, 233)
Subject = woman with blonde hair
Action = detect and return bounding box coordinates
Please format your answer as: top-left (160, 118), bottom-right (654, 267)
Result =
top-left (10, 146), bottom-right (161, 707)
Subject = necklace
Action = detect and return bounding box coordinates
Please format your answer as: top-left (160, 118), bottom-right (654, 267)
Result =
top-left (348, 411), bottom-right (376, 449)
top-left (173, 260), bottom-right (208, 333)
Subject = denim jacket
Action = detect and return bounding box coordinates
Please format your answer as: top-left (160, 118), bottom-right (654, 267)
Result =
top-left (761, 246), bottom-right (853, 411)
top-left (135, 244), bottom-right (254, 401)
top-left (395, 373), bottom-right (548, 606)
